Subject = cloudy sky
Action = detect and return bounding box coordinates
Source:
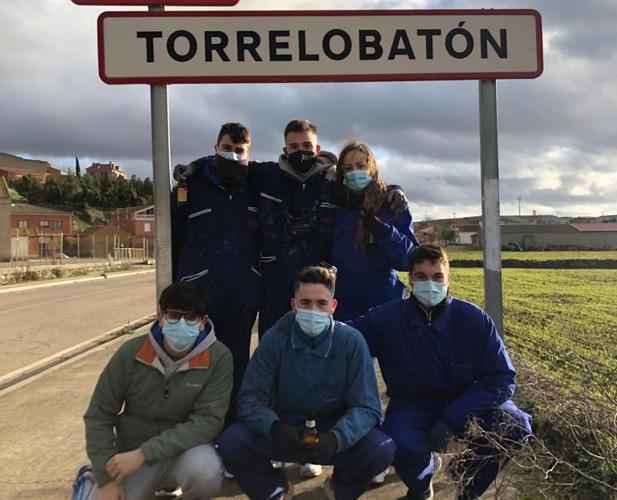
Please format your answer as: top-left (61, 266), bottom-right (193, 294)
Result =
top-left (1, 0), bottom-right (616, 219)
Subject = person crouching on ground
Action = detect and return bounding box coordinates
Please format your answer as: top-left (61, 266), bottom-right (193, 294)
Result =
top-left (82, 281), bottom-right (233, 500)
top-left (349, 244), bottom-right (532, 500)
top-left (217, 265), bottom-right (395, 500)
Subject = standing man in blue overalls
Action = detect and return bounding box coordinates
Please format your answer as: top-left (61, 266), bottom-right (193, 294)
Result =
top-left (171, 122), bottom-right (261, 427)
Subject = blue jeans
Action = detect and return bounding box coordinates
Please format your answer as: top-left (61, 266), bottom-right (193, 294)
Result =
top-left (218, 423), bottom-right (396, 500)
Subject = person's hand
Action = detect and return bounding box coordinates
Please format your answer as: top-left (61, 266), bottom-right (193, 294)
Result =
top-left (105, 449), bottom-right (146, 483)
top-left (97, 480), bottom-right (125, 500)
top-left (356, 210), bottom-right (388, 238)
top-left (271, 421), bottom-right (305, 460)
top-left (386, 185), bottom-right (409, 215)
top-left (427, 419), bottom-right (455, 452)
top-left (303, 431), bottom-right (338, 463)
top-left (173, 163), bottom-right (195, 182)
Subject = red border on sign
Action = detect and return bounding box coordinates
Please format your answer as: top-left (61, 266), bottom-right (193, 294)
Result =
top-left (75, 0), bottom-right (238, 5)
top-left (97, 9), bottom-right (544, 85)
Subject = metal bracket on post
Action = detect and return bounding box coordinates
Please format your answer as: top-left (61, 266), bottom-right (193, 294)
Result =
top-left (478, 79), bottom-right (504, 336)
top-left (149, 4), bottom-right (173, 305)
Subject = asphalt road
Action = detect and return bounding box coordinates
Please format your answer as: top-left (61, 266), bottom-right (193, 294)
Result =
top-left (0, 272), bottom-right (155, 377)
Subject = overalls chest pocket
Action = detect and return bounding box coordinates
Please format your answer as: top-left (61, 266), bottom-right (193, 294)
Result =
top-left (449, 359), bottom-right (476, 390)
top-left (186, 207), bottom-right (216, 243)
top-left (318, 359), bottom-right (346, 414)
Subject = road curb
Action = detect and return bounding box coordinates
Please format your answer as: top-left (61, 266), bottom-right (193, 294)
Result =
top-left (0, 314), bottom-right (156, 392)
top-left (0, 268), bottom-right (155, 295)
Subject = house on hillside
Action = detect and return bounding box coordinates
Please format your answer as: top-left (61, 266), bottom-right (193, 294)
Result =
top-left (86, 161), bottom-right (127, 179)
top-left (471, 223), bottom-right (617, 250)
top-left (0, 152), bottom-right (62, 182)
top-left (113, 205), bottom-right (155, 236)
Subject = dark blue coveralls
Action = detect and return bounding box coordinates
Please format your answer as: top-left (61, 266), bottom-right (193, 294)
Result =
top-left (250, 162), bottom-right (338, 338)
top-left (332, 204), bottom-right (418, 321)
top-left (171, 158), bottom-right (261, 425)
top-left (349, 296), bottom-right (532, 499)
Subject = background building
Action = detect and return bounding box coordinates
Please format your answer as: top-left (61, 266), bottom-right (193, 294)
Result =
top-left (85, 161), bottom-right (127, 179)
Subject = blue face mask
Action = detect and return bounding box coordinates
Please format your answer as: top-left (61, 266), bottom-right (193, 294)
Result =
top-left (343, 171), bottom-right (372, 192)
top-left (162, 318), bottom-right (201, 352)
top-left (413, 280), bottom-right (448, 308)
top-left (295, 309), bottom-right (332, 337)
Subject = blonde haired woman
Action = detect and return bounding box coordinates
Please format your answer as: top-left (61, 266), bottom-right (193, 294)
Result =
top-left (332, 141), bottom-right (418, 321)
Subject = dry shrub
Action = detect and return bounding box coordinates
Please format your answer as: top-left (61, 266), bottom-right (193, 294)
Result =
top-left (446, 352), bottom-right (617, 499)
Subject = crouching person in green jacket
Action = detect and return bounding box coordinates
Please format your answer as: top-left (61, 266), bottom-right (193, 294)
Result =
top-left (82, 281), bottom-right (233, 500)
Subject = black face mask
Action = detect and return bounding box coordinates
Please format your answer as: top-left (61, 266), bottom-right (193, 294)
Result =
top-left (287, 150), bottom-right (317, 173)
top-left (212, 154), bottom-right (249, 187)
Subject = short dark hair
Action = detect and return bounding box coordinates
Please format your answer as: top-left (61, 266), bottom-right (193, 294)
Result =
top-left (410, 244), bottom-right (450, 270)
top-left (159, 281), bottom-right (208, 315)
top-left (284, 119), bottom-right (317, 141)
top-left (217, 122), bottom-right (251, 145)
top-left (293, 265), bottom-right (336, 293)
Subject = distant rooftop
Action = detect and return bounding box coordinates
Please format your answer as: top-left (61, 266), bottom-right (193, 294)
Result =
top-left (572, 223), bottom-right (617, 232)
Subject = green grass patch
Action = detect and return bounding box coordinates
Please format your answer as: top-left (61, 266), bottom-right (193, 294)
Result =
top-left (9, 187), bottom-right (26, 202)
top-left (445, 268), bottom-right (617, 402)
top-left (448, 250), bottom-right (617, 261)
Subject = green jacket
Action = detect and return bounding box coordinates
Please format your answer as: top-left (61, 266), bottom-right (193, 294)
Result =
top-left (84, 331), bottom-right (232, 486)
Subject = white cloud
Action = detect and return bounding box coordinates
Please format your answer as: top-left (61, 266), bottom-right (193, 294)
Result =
top-left (1, 0), bottom-right (616, 218)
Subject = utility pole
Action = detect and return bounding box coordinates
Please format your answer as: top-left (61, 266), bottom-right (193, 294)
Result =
top-left (516, 195), bottom-right (523, 216)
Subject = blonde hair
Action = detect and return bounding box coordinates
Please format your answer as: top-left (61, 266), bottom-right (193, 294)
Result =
top-left (336, 141), bottom-right (388, 252)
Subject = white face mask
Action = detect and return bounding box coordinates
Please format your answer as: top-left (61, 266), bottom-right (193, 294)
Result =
top-left (412, 280), bottom-right (448, 308)
top-left (295, 308), bottom-right (332, 337)
top-left (217, 151), bottom-right (246, 162)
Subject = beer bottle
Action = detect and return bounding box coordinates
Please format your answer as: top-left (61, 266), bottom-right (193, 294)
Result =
top-left (303, 410), bottom-right (319, 446)
top-left (177, 182), bottom-right (188, 204)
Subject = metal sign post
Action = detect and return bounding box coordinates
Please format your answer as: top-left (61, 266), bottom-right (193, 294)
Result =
top-left (479, 79), bottom-right (504, 335)
top-left (149, 5), bottom-right (173, 303)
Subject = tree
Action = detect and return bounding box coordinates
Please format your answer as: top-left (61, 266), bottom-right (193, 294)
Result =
top-left (440, 226), bottom-right (459, 245)
top-left (15, 174), bottom-right (43, 204)
top-left (142, 177), bottom-right (153, 201)
top-left (43, 176), bottom-right (64, 204)
top-left (75, 156), bottom-right (81, 178)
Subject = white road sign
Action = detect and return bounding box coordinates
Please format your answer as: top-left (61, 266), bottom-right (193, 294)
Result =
top-left (98, 9), bottom-right (543, 84)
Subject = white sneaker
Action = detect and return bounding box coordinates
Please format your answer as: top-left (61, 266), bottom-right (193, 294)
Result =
top-left (371, 466), bottom-right (390, 484)
top-left (223, 470), bottom-right (235, 479)
top-left (270, 481), bottom-right (294, 500)
top-left (272, 461), bottom-right (285, 469)
top-left (299, 463), bottom-right (322, 478)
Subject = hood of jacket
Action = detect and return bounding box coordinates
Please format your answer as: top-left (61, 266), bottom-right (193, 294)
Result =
top-left (278, 150), bottom-right (337, 183)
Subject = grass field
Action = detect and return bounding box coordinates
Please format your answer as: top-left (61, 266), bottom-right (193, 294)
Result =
top-left (444, 268), bottom-right (617, 402)
top-left (448, 250), bottom-right (617, 261)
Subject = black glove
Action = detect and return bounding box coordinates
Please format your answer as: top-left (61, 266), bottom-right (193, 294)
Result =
top-left (173, 163), bottom-right (195, 182)
top-left (303, 431), bottom-right (338, 463)
top-left (427, 418), bottom-right (456, 452)
top-left (271, 421), bottom-right (305, 460)
top-left (356, 210), bottom-right (388, 239)
top-left (386, 185), bottom-right (409, 215)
